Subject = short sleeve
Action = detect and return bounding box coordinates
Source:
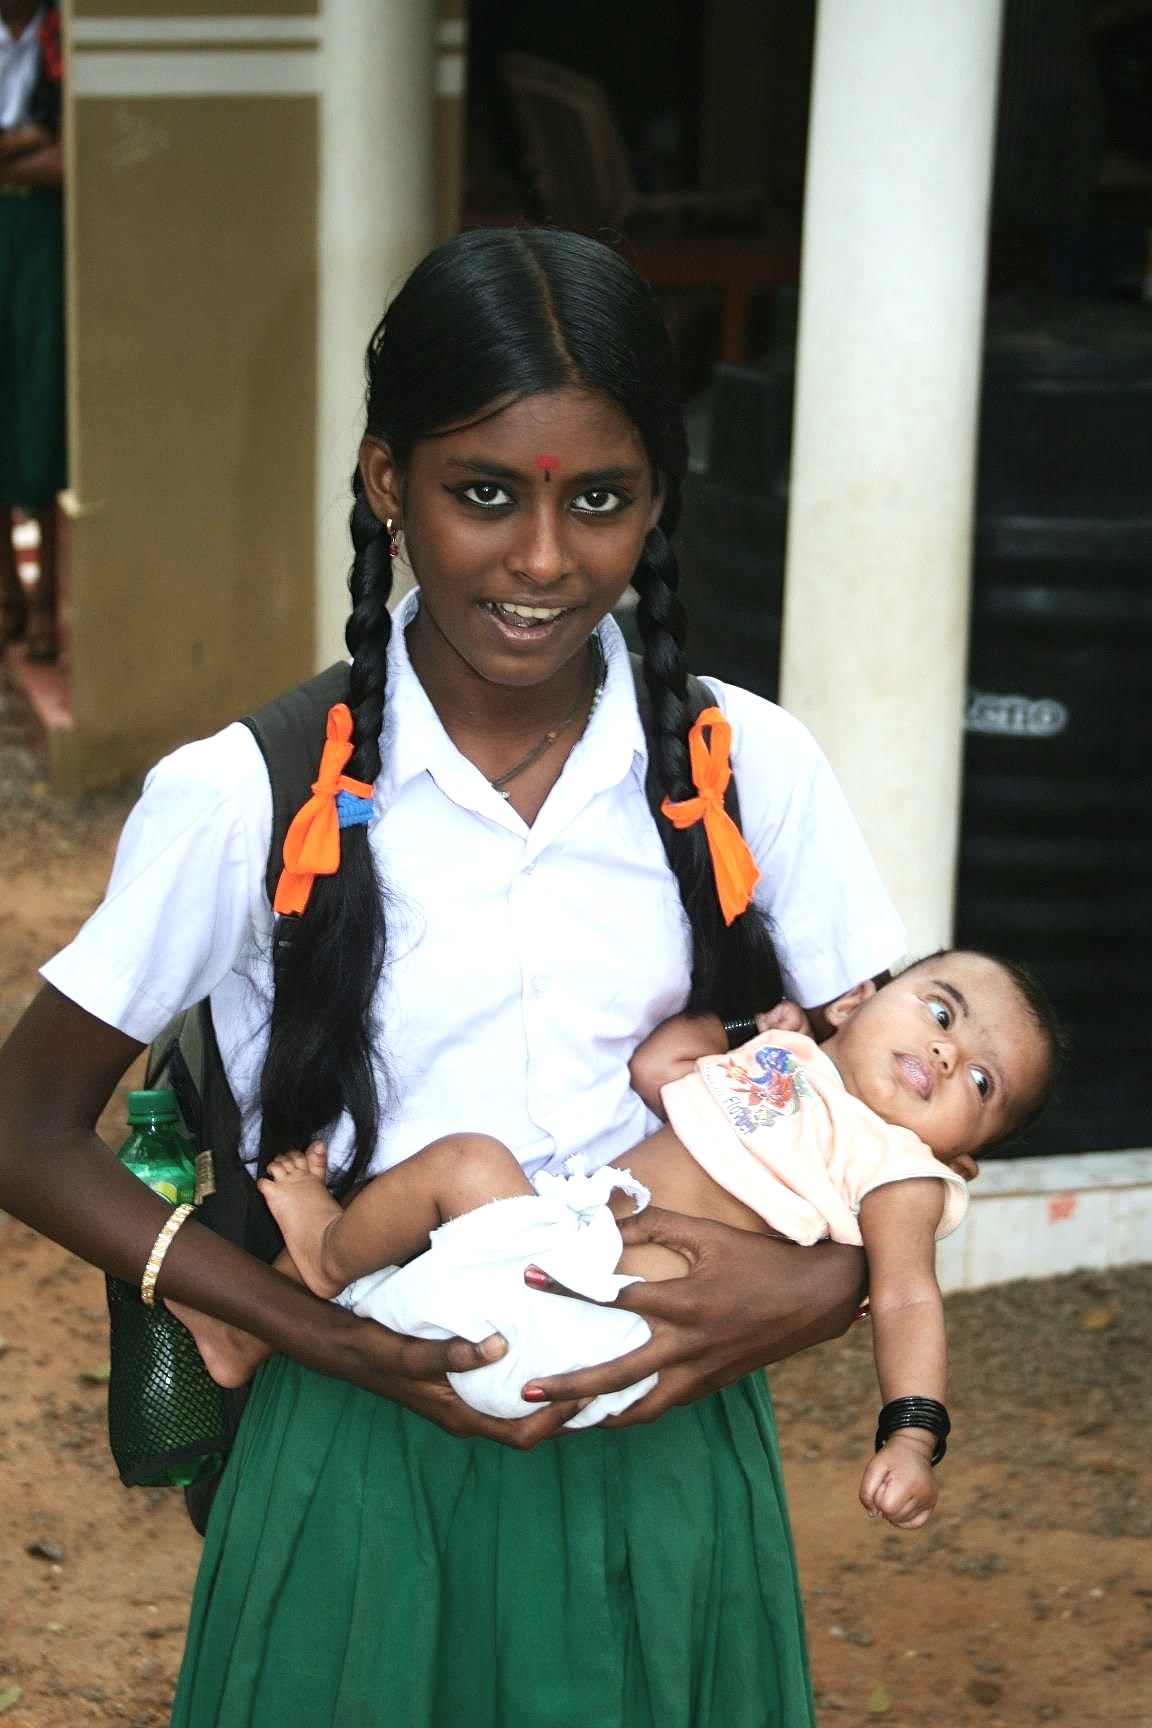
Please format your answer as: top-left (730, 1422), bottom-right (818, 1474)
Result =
top-left (40, 723), bottom-right (274, 1042)
top-left (701, 677), bottom-right (907, 1006)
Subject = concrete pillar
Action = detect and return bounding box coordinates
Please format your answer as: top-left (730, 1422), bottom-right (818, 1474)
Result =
top-left (315, 0), bottom-right (437, 663)
top-left (779, 0), bottom-right (1003, 956)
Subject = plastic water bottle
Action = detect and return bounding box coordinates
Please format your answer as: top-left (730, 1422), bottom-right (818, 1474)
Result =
top-left (116, 1089), bottom-right (197, 1204)
top-left (105, 1091), bottom-right (227, 1488)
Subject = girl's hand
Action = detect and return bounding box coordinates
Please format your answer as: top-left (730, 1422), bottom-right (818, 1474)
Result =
top-left (517, 1206), bottom-right (867, 1422)
top-left (858, 1435), bottom-right (938, 1529)
top-left (330, 1311), bottom-right (588, 1447)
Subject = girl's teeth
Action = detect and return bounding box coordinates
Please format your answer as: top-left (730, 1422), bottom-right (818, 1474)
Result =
top-left (493, 603), bottom-right (564, 621)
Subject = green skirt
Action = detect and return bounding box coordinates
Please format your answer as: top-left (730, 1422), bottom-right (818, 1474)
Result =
top-left (171, 1358), bottom-right (814, 1728)
top-left (0, 190), bottom-right (66, 508)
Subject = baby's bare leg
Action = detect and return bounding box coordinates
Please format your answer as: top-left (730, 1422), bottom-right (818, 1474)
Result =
top-left (168, 1245), bottom-right (318, 1388)
top-left (260, 1132), bottom-right (535, 1299)
top-left (167, 1294), bottom-right (278, 1388)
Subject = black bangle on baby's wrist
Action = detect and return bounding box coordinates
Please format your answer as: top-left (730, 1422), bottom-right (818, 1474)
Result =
top-left (722, 1015), bottom-right (759, 1050)
top-left (874, 1396), bottom-right (951, 1466)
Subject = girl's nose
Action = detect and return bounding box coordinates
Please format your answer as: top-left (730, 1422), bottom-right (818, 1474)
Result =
top-left (510, 503), bottom-right (568, 586)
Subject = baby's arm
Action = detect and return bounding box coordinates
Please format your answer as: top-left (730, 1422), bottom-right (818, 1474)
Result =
top-left (629, 1014), bottom-right (728, 1118)
top-left (630, 994), bottom-right (854, 1119)
top-left (856, 1179), bottom-right (949, 1530)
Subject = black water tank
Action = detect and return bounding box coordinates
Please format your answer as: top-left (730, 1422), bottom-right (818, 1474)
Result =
top-left (678, 358), bottom-right (792, 700)
top-left (956, 310), bottom-right (1152, 1154)
top-left (677, 303), bottom-right (1152, 1156)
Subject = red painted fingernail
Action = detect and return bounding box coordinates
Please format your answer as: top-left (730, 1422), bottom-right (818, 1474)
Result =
top-left (522, 1385), bottom-right (546, 1402)
top-left (523, 1265), bottom-right (551, 1289)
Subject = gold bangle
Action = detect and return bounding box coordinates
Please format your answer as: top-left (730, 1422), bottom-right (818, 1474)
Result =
top-left (140, 1203), bottom-right (194, 1308)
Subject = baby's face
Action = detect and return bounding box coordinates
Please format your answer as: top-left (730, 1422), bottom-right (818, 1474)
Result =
top-left (824, 953), bottom-right (1048, 1170)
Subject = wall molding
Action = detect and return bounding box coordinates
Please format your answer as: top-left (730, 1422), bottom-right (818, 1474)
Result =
top-left (71, 15), bottom-right (321, 96)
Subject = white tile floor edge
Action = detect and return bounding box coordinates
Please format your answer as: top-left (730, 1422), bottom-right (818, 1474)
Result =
top-left (936, 1148), bottom-right (1152, 1293)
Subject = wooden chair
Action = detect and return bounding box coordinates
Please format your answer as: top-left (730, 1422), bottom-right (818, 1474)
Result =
top-left (499, 54), bottom-right (798, 363)
top-left (501, 53), bottom-right (764, 237)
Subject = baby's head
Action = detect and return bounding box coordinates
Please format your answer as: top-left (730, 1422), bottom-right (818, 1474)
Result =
top-left (820, 950), bottom-right (1061, 1176)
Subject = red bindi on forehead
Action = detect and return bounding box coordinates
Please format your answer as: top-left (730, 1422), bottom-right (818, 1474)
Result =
top-left (535, 454), bottom-right (559, 481)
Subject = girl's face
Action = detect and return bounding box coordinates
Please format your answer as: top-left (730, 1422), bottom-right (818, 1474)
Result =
top-left (361, 386), bottom-right (663, 695)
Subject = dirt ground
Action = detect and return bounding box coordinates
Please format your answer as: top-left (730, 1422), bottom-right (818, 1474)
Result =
top-left (0, 671), bottom-right (1149, 1727)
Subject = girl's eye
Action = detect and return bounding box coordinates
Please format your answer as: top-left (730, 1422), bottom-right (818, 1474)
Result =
top-left (573, 488), bottom-right (625, 515)
top-left (928, 998), bottom-right (951, 1030)
top-left (461, 483), bottom-right (513, 508)
top-left (970, 1066), bottom-right (990, 1099)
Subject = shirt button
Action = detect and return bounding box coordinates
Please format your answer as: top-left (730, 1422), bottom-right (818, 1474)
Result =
top-left (532, 974), bottom-right (548, 995)
top-left (523, 861), bottom-right (537, 875)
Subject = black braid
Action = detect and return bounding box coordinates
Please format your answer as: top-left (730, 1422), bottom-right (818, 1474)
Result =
top-left (633, 525), bottom-right (784, 1019)
top-left (344, 477), bottom-right (393, 784)
top-left (256, 473), bottom-right (393, 1198)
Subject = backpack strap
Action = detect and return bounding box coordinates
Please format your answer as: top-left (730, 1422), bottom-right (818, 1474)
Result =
top-left (242, 661), bottom-right (352, 906)
top-left (163, 666), bottom-right (353, 1534)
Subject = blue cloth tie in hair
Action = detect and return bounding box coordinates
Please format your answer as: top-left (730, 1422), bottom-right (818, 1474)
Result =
top-left (335, 788), bottom-right (374, 829)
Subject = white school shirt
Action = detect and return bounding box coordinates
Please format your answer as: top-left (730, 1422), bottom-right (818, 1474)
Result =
top-left (42, 593), bottom-right (906, 1182)
top-left (0, 6), bottom-right (46, 129)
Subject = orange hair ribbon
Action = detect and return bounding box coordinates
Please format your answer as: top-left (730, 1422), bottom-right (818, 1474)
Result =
top-left (660, 706), bottom-right (760, 926)
top-left (272, 704), bottom-right (375, 917)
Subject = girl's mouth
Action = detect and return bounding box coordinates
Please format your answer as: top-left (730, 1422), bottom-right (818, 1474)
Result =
top-left (482, 601), bottom-right (573, 630)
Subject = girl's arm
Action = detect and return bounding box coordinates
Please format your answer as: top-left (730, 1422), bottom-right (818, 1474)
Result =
top-left (520, 1206), bottom-right (868, 1408)
top-left (0, 124), bottom-right (62, 187)
top-left (0, 986), bottom-right (585, 1447)
top-left (855, 1179), bottom-right (950, 1530)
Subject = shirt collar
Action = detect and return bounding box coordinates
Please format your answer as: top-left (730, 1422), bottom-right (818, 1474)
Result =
top-left (375, 588), bottom-right (649, 814)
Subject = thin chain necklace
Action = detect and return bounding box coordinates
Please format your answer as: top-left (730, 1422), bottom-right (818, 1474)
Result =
top-left (490, 637), bottom-right (607, 798)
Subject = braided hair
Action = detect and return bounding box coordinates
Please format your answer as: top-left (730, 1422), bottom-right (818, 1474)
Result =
top-left (259, 229), bottom-right (782, 1194)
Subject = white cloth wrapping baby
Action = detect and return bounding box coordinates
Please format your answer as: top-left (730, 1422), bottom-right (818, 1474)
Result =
top-left (336, 1161), bottom-right (656, 1429)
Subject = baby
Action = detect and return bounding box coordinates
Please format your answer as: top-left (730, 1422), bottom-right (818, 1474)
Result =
top-left (184, 948), bottom-right (1058, 1530)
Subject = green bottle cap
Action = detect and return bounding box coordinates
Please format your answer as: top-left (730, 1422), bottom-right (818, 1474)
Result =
top-left (126, 1089), bottom-right (180, 1124)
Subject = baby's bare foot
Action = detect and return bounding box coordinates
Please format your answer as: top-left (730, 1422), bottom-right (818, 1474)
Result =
top-left (257, 1141), bottom-right (345, 1298)
top-left (167, 1300), bottom-right (271, 1389)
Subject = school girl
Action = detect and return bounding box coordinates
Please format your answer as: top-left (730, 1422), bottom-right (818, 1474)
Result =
top-left (0, 227), bottom-right (908, 1727)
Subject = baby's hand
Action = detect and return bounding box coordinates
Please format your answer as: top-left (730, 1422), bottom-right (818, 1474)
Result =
top-left (858, 1435), bottom-right (938, 1530)
top-left (755, 1000), bottom-right (812, 1037)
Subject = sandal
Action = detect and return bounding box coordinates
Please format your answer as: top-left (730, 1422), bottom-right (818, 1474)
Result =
top-left (24, 605), bottom-right (59, 663)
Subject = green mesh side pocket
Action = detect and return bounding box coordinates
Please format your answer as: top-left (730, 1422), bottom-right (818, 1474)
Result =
top-left (105, 1275), bottom-right (229, 1488)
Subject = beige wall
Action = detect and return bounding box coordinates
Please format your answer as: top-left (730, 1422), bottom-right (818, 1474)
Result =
top-left (59, 3), bottom-right (319, 790)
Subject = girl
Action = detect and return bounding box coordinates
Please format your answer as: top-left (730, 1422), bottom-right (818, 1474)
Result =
top-left (0, 227), bottom-right (907, 1727)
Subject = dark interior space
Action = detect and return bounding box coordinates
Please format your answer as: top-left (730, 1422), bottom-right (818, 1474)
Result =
top-left (463, 1), bottom-right (1152, 1158)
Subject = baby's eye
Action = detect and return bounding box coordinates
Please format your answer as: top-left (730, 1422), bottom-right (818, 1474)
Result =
top-left (970, 1066), bottom-right (990, 1098)
top-left (573, 488), bottom-right (625, 515)
top-left (461, 483), bottom-right (513, 508)
top-left (928, 998), bottom-right (951, 1030)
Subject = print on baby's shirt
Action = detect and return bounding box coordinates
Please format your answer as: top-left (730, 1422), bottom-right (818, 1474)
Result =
top-left (704, 1044), bottom-right (816, 1134)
